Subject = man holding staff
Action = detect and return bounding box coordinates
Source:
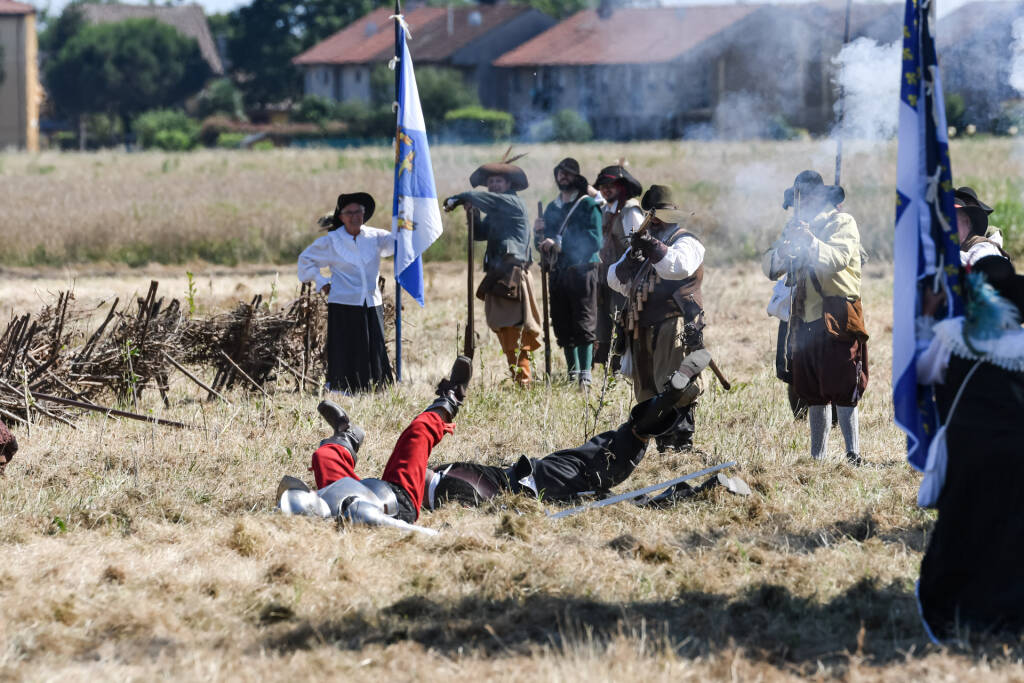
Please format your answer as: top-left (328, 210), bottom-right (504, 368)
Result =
top-left (534, 158), bottom-right (604, 388)
top-left (608, 185), bottom-right (707, 453)
top-left (444, 154), bottom-right (542, 387)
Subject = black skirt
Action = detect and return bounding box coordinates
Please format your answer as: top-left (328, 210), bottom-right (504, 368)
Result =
top-left (326, 303), bottom-right (393, 393)
top-left (918, 355), bottom-right (1024, 640)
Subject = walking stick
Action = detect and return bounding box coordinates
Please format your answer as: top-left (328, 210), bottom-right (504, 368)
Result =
top-left (538, 200), bottom-right (552, 382)
top-left (464, 205), bottom-right (475, 358)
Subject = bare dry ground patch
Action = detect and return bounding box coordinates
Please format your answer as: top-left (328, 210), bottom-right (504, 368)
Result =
top-left (2, 259), bottom-right (1023, 680)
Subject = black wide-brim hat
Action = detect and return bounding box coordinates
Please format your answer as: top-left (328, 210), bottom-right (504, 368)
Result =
top-left (641, 184), bottom-right (686, 222)
top-left (595, 165), bottom-right (642, 198)
top-left (334, 192), bottom-right (375, 223)
top-left (470, 163), bottom-right (529, 191)
top-left (782, 170), bottom-right (845, 209)
top-left (554, 157), bottom-right (588, 191)
top-left (955, 186), bottom-right (994, 214)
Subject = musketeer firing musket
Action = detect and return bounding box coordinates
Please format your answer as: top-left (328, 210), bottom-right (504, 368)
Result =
top-left (443, 150), bottom-right (543, 387)
top-left (607, 185), bottom-right (709, 454)
top-left (761, 170), bottom-right (868, 466)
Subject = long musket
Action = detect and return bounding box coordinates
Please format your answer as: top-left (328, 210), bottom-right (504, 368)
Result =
top-left (548, 461), bottom-right (737, 519)
top-left (464, 205), bottom-right (475, 357)
top-left (834, 0), bottom-right (853, 185)
top-left (538, 200), bottom-right (552, 381)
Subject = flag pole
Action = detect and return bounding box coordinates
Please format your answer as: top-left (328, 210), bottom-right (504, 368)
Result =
top-left (393, 0), bottom-right (403, 382)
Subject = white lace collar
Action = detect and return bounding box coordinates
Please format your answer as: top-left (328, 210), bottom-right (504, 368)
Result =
top-left (932, 317), bottom-right (1024, 371)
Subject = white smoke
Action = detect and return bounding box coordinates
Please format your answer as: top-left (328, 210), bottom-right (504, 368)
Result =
top-left (1011, 18), bottom-right (1024, 95)
top-left (831, 38), bottom-right (902, 140)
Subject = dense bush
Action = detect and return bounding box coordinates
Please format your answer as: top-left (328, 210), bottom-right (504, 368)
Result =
top-left (442, 106), bottom-right (513, 142)
top-left (945, 93), bottom-right (967, 131)
top-left (135, 109), bottom-right (200, 150)
top-left (152, 129), bottom-right (194, 151)
top-left (197, 79), bottom-right (246, 120)
top-left (198, 116), bottom-right (350, 147)
top-left (216, 132), bottom-right (247, 148)
top-left (551, 109), bottom-right (593, 142)
top-left (293, 94), bottom-right (339, 124)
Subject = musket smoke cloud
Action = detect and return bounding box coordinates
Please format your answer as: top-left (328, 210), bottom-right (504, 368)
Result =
top-left (831, 38), bottom-right (902, 140)
top-left (1010, 18), bottom-right (1024, 95)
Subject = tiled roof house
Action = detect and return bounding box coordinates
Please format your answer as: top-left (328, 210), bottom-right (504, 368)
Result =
top-left (294, 4), bottom-right (555, 108)
top-left (492, 2), bottom-right (902, 139)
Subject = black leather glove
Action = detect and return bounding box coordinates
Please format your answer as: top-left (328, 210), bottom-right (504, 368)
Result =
top-left (615, 255), bottom-right (643, 285)
top-left (630, 231), bottom-right (669, 263)
top-left (443, 196), bottom-right (463, 213)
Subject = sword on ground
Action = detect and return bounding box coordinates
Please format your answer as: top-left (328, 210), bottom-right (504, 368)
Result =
top-left (547, 461), bottom-right (737, 519)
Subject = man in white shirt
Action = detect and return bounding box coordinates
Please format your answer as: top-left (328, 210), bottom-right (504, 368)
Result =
top-left (608, 185), bottom-right (707, 452)
top-left (297, 192), bottom-right (394, 392)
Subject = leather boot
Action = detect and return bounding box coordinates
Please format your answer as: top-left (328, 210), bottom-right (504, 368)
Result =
top-left (425, 355), bottom-right (473, 420)
top-left (317, 400), bottom-right (365, 459)
top-left (515, 351), bottom-right (532, 387)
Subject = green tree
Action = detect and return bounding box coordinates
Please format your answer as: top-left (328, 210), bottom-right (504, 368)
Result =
top-left (551, 109), bottom-right (592, 142)
top-left (45, 19), bottom-right (210, 128)
top-left (371, 63), bottom-right (478, 130)
top-left (38, 2), bottom-right (86, 53)
top-left (225, 0), bottom-right (374, 108)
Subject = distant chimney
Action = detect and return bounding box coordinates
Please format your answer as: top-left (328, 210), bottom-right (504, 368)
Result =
top-left (597, 0), bottom-right (614, 20)
top-left (447, 5), bottom-right (453, 35)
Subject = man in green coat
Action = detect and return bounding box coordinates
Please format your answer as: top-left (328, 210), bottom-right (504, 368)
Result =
top-left (445, 159), bottom-right (542, 386)
top-left (534, 158), bottom-right (603, 387)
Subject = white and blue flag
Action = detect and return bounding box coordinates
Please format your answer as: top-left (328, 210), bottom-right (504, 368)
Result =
top-left (892, 0), bottom-right (964, 471)
top-left (391, 19), bottom-right (443, 306)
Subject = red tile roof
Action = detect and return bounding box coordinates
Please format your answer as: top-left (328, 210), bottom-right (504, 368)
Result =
top-left (295, 4), bottom-right (535, 66)
top-left (494, 5), bottom-right (760, 67)
top-left (0, 0), bottom-right (35, 15)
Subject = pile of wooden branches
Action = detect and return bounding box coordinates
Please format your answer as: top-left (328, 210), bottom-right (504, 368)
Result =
top-left (0, 291), bottom-right (88, 426)
top-left (69, 281), bottom-right (186, 407)
top-left (0, 281), bottom-right (335, 428)
top-left (179, 283), bottom-right (326, 394)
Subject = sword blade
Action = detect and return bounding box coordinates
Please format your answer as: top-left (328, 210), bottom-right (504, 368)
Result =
top-left (547, 461), bottom-right (737, 520)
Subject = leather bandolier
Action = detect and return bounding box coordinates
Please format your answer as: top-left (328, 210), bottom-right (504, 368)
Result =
top-left (621, 226), bottom-right (705, 349)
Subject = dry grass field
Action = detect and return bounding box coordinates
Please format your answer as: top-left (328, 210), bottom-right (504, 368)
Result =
top-left (0, 141), bottom-right (1023, 680)
top-left (1, 138), bottom-right (1021, 267)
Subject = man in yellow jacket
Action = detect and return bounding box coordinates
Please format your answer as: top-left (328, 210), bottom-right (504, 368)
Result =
top-left (762, 171), bottom-right (868, 466)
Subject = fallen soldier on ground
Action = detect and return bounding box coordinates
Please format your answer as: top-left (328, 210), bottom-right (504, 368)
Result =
top-left (277, 350), bottom-right (737, 530)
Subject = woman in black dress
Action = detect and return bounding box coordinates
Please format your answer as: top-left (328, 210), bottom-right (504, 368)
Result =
top-left (298, 192), bottom-right (394, 392)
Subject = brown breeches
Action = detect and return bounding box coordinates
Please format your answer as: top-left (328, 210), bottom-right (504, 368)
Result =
top-left (791, 319), bottom-right (868, 407)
